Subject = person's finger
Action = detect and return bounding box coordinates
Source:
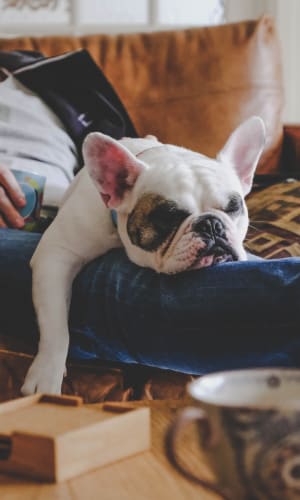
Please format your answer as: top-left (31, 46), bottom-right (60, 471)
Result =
top-left (0, 214), bottom-right (7, 229)
top-left (0, 165), bottom-right (26, 207)
top-left (0, 186), bottom-right (24, 228)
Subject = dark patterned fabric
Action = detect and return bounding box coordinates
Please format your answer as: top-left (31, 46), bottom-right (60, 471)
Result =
top-left (246, 180), bottom-right (300, 259)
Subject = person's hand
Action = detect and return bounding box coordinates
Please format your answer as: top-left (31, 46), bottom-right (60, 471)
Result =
top-left (0, 165), bottom-right (26, 228)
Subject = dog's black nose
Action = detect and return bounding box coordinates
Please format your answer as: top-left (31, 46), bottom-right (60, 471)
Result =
top-left (193, 215), bottom-right (226, 240)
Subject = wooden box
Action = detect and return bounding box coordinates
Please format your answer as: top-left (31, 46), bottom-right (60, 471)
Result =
top-left (0, 394), bottom-right (150, 482)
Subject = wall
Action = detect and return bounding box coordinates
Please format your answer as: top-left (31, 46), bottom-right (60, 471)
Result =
top-left (0, 0), bottom-right (224, 35)
top-left (226, 0), bottom-right (300, 123)
top-left (225, 0), bottom-right (270, 21)
top-left (274, 0), bottom-right (300, 123)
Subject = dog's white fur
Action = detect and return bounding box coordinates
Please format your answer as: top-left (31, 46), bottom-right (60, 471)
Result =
top-left (21, 116), bottom-right (266, 395)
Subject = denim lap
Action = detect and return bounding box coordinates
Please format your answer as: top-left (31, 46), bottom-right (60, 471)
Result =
top-left (1, 228), bottom-right (300, 374)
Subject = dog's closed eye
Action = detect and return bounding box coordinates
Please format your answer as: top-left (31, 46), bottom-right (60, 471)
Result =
top-left (127, 193), bottom-right (190, 251)
top-left (224, 193), bottom-right (244, 216)
top-left (148, 203), bottom-right (189, 231)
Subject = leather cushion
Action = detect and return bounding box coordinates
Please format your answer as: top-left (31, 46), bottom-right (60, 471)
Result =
top-left (0, 16), bottom-right (284, 174)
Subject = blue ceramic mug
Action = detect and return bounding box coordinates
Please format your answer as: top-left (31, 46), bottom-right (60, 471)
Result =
top-left (11, 169), bottom-right (46, 231)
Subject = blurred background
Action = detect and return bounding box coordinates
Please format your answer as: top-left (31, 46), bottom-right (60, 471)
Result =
top-left (0, 0), bottom-right (297, 122)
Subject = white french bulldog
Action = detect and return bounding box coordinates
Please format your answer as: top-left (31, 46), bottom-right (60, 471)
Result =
top-left (21, 116), bottom-right (265, 395)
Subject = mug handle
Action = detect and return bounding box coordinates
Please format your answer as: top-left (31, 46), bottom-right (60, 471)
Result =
top-left (165, 406), bottom-right (231, 500)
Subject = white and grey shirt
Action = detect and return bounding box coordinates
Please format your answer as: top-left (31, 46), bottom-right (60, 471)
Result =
top-left (0, 74), bottom-right (79, 208)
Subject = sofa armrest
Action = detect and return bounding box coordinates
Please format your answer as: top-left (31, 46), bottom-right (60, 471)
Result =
top-left (252, 125), bottom-right (300, 187)
top-left (280, 125), bottom-right (300, 175)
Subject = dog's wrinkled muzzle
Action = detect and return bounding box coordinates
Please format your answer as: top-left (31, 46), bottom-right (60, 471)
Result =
top-left (155, 213), bottom-right (240, 274)
top-left (190, 214), bottom-right (238, 268)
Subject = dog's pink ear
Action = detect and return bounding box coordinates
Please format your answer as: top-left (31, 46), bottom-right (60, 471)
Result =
top-left (217, 117), bottom-right (266, 196)
top-left (82, 132), bottom-right (144, 208)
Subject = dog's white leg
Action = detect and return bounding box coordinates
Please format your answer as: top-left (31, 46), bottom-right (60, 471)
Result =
top-left (20, 165), bottom-right (122, 396)
top-left (21, 245), bottom-right (84, 395)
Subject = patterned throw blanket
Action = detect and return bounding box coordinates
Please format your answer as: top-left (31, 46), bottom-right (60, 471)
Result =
top-left (246, 180), bottom-right (300, 259)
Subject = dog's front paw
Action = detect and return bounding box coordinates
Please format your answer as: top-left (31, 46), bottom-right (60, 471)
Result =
top-left (21, 354), bottom-right (66, 396)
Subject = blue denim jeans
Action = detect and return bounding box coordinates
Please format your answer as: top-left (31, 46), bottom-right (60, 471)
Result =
top-left (1, 228), bottom-right (300, 374)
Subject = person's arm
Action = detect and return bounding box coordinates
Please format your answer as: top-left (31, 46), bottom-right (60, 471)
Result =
top-left (0, 164), bottom-right (26, 228)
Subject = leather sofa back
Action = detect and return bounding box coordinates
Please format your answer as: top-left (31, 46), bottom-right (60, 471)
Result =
top-left (0, 16), bottom-right (283, 173)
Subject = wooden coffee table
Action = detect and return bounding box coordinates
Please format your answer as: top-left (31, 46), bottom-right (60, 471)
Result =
top-left (0, 400), bottom-right (219, 500)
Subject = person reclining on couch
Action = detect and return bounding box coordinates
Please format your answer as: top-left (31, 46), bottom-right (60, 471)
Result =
top-left (1, 49), bottom-right (300, 376)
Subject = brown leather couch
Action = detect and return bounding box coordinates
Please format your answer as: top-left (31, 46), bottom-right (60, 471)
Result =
top-left (0, 16), bottom-right (299, 403)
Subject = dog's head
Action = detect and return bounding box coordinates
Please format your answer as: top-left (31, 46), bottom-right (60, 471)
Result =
top-left (83, 117), bottom-right (265, 274)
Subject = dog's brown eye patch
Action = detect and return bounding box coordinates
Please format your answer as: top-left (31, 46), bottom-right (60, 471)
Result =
top-left (127, 193), bottom-right (190, 251)
top-left (224, 193), bottom-right (243, 216)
